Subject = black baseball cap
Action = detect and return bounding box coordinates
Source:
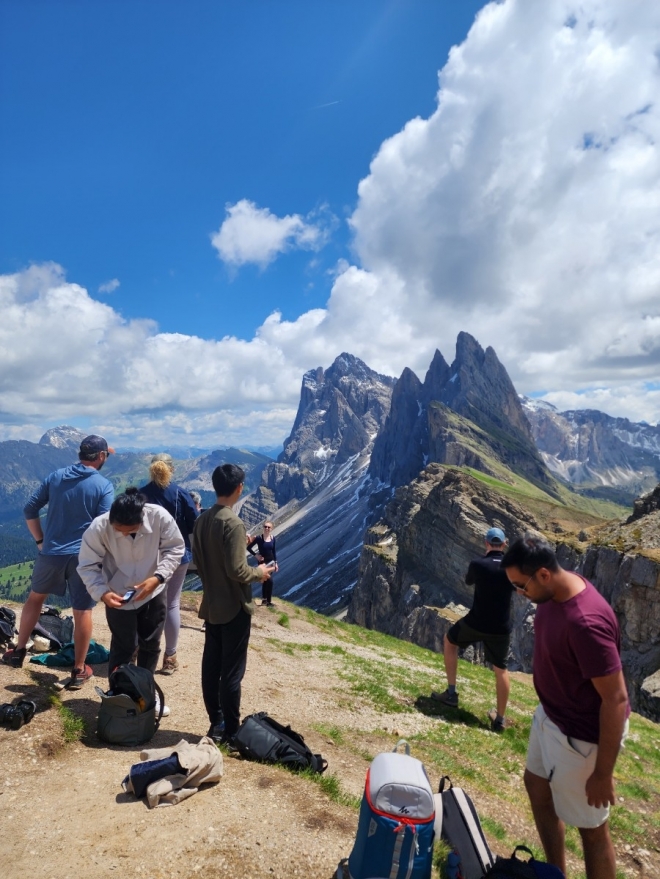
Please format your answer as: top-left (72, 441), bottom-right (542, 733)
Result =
top-left (79, 435), bottom-right (115, 459)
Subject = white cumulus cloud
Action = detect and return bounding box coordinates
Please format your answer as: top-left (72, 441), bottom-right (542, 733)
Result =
top-left (211, 199), bottom-right (333, 269)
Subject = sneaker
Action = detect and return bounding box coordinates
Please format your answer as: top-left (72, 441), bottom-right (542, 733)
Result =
top-left (154, 695), bottom-right (171, 718)
top-left (488, 709), bottom-right (506, 732)
top-left (67, 664), bottom-right (94, 690)
top-left (160, 653), bottom-right (178, 675)
top-left (430, 688), bottom-right (459, 708)
top-left (2, 646), bottom-right (27, 668)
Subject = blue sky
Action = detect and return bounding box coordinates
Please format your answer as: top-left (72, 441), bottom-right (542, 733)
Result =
top-left (1, 0), bottom-right (483, 341)
top-left (1, 1), bottom-right (660, 449)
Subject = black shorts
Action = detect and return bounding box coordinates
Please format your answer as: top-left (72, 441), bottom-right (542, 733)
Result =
top-left (446, 618), bottom-right (510, 670)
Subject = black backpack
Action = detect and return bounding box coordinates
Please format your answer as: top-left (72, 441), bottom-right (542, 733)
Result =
top-left (0, 607), bottom-right (17, 646)
top-left (233, 712), bottom-right (327, 773)
top-left (485, 846), bottom-right (565, 878)
top-left (33, 606), bottom-right (74, 650)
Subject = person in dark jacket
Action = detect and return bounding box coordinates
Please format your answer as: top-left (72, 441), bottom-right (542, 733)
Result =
top-left (431, 526), bottom-right (515, 731)
top-left (139, 453), bottom-right (198, 674)
top-left (247, 522), bottom-right (278, 606)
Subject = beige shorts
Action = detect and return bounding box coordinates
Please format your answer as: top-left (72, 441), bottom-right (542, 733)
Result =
top-left (526, 704), bottom-right (628, 829)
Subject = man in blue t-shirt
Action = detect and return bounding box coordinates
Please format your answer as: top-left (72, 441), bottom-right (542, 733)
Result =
top-left (2, 435), bottom-right (114, 689)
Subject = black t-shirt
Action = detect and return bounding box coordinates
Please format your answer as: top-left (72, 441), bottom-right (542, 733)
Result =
top-left (463, 550), bottom-right (515, 635)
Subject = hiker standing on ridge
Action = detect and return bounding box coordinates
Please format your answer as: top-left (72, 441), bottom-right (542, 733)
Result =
top-left (431, 526), bottom-right (515, 732)
top-left (2, 435), bottom-right (115, 689)
top-left (139, 453), bottom-right (199, 675)
top-left (247, 521), bottom-right (278, 606)
top-left (502, 534), bottom-right (630, 879)
top-left (192, 464), bottom-right (271, 747)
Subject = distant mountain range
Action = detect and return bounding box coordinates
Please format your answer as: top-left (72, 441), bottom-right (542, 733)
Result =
top-left (522, 399), bottom-right (660, 504)
top-left (0, 426), bottom-right (272, 559)
top-left (236, 335), bottom-right (660, 615)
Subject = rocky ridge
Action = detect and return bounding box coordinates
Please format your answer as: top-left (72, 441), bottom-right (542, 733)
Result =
top-left (523, 400), bottom-right (660, 503)
top-left (370, 333), bottom-right (554, 494)
top-left (240, 353), bottom-right (395, 528)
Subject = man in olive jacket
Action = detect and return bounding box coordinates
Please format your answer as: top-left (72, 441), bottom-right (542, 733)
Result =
top-left (192, 464), bottom-right (270, 745)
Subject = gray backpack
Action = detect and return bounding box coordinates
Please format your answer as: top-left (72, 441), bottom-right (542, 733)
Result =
top-left (96, 664), bottom-right (165, 746)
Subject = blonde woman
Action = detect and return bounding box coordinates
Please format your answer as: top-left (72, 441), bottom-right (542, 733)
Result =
top-left (139, 453), bottom-right (199, 673)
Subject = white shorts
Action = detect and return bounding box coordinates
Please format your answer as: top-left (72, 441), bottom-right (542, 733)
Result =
top-left (526, 704), bottom-right (628, 829)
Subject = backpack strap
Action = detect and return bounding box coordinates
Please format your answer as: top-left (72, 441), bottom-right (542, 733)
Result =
top-left (433, 792), bottom-right (443, 839)
top-left (153, 679), bottom-right (165, 730)
top-left (438, 775), bottom-right (452, 792)
top-left (392, 739), bottom-right (410, 755)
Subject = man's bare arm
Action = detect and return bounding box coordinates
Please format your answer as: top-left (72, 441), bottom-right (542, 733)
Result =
top-left (585, 669), bottom-right (629, 808)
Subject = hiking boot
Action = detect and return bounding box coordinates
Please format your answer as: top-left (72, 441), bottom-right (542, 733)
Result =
top-left (67, 664), bottom-right (94, 690)
top-left (160, 653), bottom-right (178, 675)
top-left (2, 646), bottom-right (27, 668)
top-left (488, 709), bottom-right (506, 732)
top-left (431, 688), bottom-right (459, 708)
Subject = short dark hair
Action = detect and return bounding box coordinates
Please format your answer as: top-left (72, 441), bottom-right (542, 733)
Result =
top-left (212, 464), bottom-right (245, 497)
top-left (109, 487), bottom-right (147, 526)
top-left (501, 533), bottom-right (560, 575)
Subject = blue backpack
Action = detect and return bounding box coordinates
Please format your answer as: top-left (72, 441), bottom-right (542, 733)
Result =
top-left (341, 740), bottom-right (435, 879)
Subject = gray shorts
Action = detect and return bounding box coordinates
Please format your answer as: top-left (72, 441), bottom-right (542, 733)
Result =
top-left (31, 553), bottom-right (95, 612)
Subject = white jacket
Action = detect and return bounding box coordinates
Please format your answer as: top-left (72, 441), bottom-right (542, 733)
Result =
top-left (78, 504), bottom-right (185, 609)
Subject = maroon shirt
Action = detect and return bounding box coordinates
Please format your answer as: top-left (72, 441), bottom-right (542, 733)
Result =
top-left (533, 577), bottom-right (630, 743)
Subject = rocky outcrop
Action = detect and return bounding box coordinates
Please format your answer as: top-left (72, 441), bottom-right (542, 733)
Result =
top-left (349, 465), bottom-right (660, 721)
top-left (627, 483), bottom-right (660, 524)
top-left (523, 400), bottom-right (660, 503)
top-left (370, 333), bottom-right (555, 494)
top-left (241, 353), bottom-right (395, 527)
top-left (348, 463), bottom-right (540, 670)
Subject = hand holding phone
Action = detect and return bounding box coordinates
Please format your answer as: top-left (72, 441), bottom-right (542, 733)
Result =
top-left (121, 589), bottom-right (136, 603)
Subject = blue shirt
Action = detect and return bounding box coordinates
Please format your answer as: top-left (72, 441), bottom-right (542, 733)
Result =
top-left (24, 462), bottom-right (114, 556)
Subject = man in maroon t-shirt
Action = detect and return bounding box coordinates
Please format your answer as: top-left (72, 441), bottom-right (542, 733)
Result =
top-left (502, 534), bottom-right (630, 879)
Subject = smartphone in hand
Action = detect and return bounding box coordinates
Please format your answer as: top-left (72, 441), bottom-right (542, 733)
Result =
top-left (121, 589), bottom-right (136, 603)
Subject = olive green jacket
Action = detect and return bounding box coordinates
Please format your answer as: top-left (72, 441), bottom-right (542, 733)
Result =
top-left (192, 504), bottom-right (260, 624)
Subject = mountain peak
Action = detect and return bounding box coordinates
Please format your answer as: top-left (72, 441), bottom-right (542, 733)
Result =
top-left (38, 426), bottom-right (86, 451)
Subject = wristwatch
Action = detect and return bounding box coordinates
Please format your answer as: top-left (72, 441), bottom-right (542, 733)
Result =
top-left (154, 573), bottom-right (165, 584)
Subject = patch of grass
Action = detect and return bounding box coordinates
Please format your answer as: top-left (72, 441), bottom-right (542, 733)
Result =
top-left (480, 816), bottom-right (507, 841)
top-left (300, 767), bottom-right (360, 809)
top-left (48, 693), bottom-right (85, 743)
top-left (314, 723), bottom-right (344, 745)
top-left (277, 612), bottom-right (290, 628)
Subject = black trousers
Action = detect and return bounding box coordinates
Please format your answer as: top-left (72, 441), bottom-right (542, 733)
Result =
top-left (201, 608), bottom-right (251, 738)
top-left (105, 591), bottom-right (167, 676)
top-left (261, 576), bottom-right (273, 603)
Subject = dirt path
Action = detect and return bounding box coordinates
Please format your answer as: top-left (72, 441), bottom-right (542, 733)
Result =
top-left (0, 600), bottom-right (406, 879)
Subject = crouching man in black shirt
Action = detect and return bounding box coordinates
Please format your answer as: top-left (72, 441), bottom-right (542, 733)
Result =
top-left (432, 527), bottom-right (515, 732)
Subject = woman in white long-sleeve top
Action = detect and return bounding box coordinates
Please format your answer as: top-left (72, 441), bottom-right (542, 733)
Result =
top-left (78, 488), bottom-right (184, 679)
